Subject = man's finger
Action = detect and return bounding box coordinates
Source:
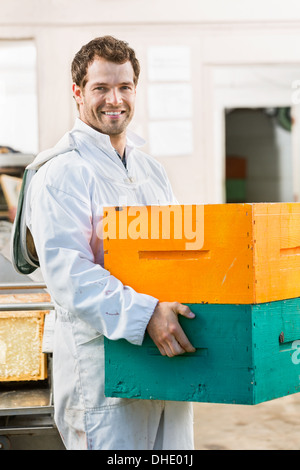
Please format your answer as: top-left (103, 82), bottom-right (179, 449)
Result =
top-left (172, 302), bottom-right (195, 319)
top-left (168, 337), bottom-right (186, 357)
top-left (175, 327), bottom-right (196, 353)
top-left (170, 303), bottom-right (196, 353)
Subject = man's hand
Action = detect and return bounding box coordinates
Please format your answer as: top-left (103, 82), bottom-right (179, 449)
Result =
top-left (146, 301), bottom-right (196, 357)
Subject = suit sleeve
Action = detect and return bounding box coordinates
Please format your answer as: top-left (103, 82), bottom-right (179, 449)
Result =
top-left (27, 179), bottom-right (158, 346)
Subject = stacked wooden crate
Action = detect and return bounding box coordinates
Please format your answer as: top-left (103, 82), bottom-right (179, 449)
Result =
top-left (103, 204), bottom-right (300, 405)
top-left (226, 156), bottom-right (247, 203)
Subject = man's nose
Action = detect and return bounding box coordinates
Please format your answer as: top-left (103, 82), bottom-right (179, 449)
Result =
top-left (106, 88), bottom-right (123, 105)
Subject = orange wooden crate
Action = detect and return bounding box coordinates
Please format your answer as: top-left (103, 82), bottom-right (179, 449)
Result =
top-left (0, 293), bottom-right (50, 381)
top-left (103, 203), bottom-right (300, 304)
top-left (226, 156), bottom-right (247, 179)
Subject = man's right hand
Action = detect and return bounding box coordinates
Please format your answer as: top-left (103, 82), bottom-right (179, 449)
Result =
top-left (146, 301), bottom-right (196, 357)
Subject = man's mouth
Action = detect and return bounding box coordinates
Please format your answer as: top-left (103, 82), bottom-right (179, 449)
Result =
top-left (102, 111), bottom-right (125, 116)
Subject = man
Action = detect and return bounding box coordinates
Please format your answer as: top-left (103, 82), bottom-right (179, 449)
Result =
top-left (25, 36), bottom-right (195, 450)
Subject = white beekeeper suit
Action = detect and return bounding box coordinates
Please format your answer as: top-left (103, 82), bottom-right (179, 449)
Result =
top-left (25, 118), bottom-right (194, 450)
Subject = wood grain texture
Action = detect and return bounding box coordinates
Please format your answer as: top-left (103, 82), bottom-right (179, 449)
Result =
top-left (105, 299), bottom-right (300, 405)
top-left (103, 203), bottom-right (300, 304)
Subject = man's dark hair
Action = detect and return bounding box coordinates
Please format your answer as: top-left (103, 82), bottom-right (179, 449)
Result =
top-left (71, 35), bottom-right (140, 88)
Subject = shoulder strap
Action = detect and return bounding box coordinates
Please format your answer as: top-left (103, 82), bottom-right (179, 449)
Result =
top-left (11, 168), bottom-right (39, 274)
top-left (10, 131), bottom-right (78, 275)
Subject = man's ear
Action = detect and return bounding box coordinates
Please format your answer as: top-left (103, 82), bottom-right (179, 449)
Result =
top-left (72, 83), bottom-right (84, 106)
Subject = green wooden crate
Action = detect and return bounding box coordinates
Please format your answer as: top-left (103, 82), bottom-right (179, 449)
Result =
top-left (104, 299), bottom-right (300, 405)
top-left (226, 178), bottom-right (246, 202)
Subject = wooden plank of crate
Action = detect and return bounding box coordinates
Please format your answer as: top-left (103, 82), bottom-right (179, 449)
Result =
top-left (105, 298), bottom-right (300, 405)
top-left (103, 203), bottom-right (300, 304)
top-left (103, 204), bottom-right (254, 304)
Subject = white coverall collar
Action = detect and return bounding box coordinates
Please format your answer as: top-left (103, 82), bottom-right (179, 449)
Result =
top-left (73, 118), bottom-right (146, 154)
top-left (27, 118), bottom-right (146, 172)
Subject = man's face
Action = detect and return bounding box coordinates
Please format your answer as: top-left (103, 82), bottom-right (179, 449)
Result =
top-left (73, 57), bottom-right (136, 138)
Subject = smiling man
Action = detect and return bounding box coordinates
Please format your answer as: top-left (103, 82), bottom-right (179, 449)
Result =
top-left (73, 56), bottom-right (136, 157)
top-left (25, 36), bottom-right (195, 450)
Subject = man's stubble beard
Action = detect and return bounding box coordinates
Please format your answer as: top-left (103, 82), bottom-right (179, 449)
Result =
top-left (91, 109), bottom-right (133, 137)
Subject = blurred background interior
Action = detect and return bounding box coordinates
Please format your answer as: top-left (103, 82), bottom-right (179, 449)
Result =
top-left (1, 0), bottom-right (300, 450)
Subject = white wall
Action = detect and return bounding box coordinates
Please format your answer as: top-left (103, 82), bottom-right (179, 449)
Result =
top-left (1, 0), bottom-right (300, 204)
top-left (0, 40), bottom-right (38, 153)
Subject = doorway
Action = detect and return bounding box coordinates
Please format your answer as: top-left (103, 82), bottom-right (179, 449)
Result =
top-left (225, 107), bottom-right (293, 203)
